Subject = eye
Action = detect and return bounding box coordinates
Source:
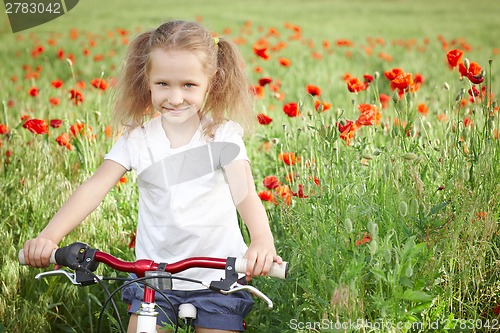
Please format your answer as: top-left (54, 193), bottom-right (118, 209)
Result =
top-left (184, 83), bottom-right (196, 88)
top-left (157, 82), bottom-right (168, 87)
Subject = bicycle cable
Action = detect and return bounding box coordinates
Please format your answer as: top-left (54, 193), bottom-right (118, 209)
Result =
top-left (78, 266), bottom-right (126, 332)
top-left (98, 274), bottom-right (205, 333)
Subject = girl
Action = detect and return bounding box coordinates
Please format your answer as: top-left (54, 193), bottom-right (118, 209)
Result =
top-left (22, 20), bottom-right (282, 332)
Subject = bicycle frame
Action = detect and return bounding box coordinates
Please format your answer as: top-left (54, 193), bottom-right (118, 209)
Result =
top-left (20, 242), bottom-right (288, 333)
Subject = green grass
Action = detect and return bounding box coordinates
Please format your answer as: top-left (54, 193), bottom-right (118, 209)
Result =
top-left (1, 0), bottom-right (500, 332)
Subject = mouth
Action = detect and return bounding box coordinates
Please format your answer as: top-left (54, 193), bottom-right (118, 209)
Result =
top-left (163, 105), bottom-right (195, 114)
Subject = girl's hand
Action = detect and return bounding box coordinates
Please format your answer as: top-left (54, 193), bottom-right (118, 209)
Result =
top-left (243, 236), bottom-right (283, 281)
top-left (23, 237), bottom-right (58, 268)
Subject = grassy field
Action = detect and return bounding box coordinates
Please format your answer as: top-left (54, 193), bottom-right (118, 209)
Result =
top-left (1, 0), bottom-right (500, 332)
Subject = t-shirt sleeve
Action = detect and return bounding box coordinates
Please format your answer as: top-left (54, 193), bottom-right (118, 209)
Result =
top-left (104, 135), bottom-right (132, 171)
top-left (215, 121), bottom-right (249, 162)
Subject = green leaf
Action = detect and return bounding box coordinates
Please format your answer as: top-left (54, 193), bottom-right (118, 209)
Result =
top-left (398, 289), bottom-right (434, 302)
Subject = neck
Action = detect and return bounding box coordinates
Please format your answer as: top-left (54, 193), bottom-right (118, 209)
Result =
top-left (161, 115), bottom-right (201, 148)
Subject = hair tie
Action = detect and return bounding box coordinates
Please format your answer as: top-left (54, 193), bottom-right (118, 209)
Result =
top-left (213, 36), bottom-right (219, 46)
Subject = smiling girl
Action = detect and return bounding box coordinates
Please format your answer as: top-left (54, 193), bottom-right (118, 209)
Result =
top-left (22, 20), bottom-right (282, 333)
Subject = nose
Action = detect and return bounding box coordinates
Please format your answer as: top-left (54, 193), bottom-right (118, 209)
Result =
top-left (168, 89), bottom-right (184, 106)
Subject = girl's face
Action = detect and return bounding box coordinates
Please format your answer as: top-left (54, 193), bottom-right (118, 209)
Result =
top-left (148, 49), bottom-right (210, 127)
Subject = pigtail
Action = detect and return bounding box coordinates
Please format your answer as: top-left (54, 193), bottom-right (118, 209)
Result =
top-left (202, 37), bottom-right (254, 137)
top-left (112, 30), bottom-right (154, 130)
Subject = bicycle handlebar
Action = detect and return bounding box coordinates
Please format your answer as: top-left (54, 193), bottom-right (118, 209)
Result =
top-left (18, 242), bottom-right (289, 279)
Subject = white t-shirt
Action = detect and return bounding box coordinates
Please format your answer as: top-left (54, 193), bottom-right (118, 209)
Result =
top-left (105, 116), bottom-right (249, 290)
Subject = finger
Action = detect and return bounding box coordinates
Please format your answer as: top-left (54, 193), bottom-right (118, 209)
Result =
top-left (244, 252), bottom-right (257, 280)
top-left (23, 241), bottom-right (31, 266)
top-left (260, 254), bottom-right (275, 276)
top-left (28, 243), bottom-right (40, 268)
top-left (252, 253), bottom-right (270, 277)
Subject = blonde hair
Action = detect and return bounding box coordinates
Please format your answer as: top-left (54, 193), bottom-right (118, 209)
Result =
top-left (113, 20), bottom-right (253, 137)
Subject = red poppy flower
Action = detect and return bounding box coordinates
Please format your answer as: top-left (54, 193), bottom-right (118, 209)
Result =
top-left (253, 40), bottom-right (270, 60)
top-left (28, 87), bottom-right (39, 97)
top-left (306, 84), bottom-right (322, 96)
top-left (55, 133), bottom-right (72, 150)
top-left (105, 125), bottom-right (113, 138)
top-left (464, 117), bottom-right (473, 127)
top-left (258, 77), bottom-right (272, 86)
top-left (356, 104), bottom-right (381, 126)
top-left (263, 175), bottom-right (280, 189)
top-left (314, 100), bottom-right (332, 112)
top-left (51, 79), bottom-right (64, 88)
top-left (417, 103), bottom-right (429, 116)
top-left (278, 57), bottom-right (291, 67)
top-left (293, 184), bottom-right (309, 198)
top-left (50, 119), bottom-right (63, 128)
top-left (250, 85), bottom-right (264, 98)
top-left (335, 39), bottom-right (354, 47)
top-left (128, 231), bottom-right (136, 249)
top-left (91, 78), bottom-right (108, 90)
top-left (275, 185), bottom-right (293, 205)
top-left (363, 74), bottom-right (374, 84)
top-left (257, 113), bottom-right (273, 125)
top-left (468, 86), bottom-right (480, 97)
top-left (384, 68), bottom-right (404, 81)
top-left (283, 102), bottom-right (299, 117)
top-left (0, 124), bottom-right (8, 135)
top-left (446, 49), bottom-right (464, 68)
top-left (379, 93), bottom-right (390, 109)
top-left (49, 97), bottom-right (60, 106)
top-left (23, 119), bottom-right (48, 134)
top-left (355, 233), bottom-right (372, 246)
top-left (278, 152), bottom-right (299, 166)
top-left (346, 77), bottom-right (368, 93)
top-left (258, 190), bottom-right (276, 204)
top-left (69, 89), bottom-right (84, 105)
top-left (459, 61), bottom-right (484, 84)
top-left (391, 73), bottom-right (414, 91)
top-left (70, 122), bottom-right (85, 136)
top-left (337, 119), bottom-right (357, 145)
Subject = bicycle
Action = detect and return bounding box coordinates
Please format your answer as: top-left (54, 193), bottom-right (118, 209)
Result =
top-left (19, 242), bottom-right (288, 333)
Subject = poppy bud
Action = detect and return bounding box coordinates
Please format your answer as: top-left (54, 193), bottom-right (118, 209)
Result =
top-left (373, 71), bottom-right (380, 80)
top-left (372, 149), bottom-right (383, 156)
top-left (455, 88), bottom-right (466, 102)
top-left (402, 152), bottom-right (418, 160)
top-left (362, 154), bottom-right (373, 160)
top-left (399, 201), bottom-right (408, 217)
top-left (367, 222), bottom-right (378, 238)
top-left (464, 58), bottom-right (470, 70)
top-left (383, 248), bottom-right (392, 264)
top-left (369, 239), bottom-right (378, 254)
top-left (443, 82), bottom-right (450, 91)
top-left (405, 263), bottom-right (413, 277)
top-left (344, 218), bottom-right (353, 233)
top-left (392, 90), bottom-right (399, 104)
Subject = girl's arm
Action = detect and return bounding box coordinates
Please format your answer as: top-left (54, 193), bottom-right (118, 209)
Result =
top-left (224, 160), bottom-right (283, 279)
top-left (23, 160), bottom-right (128, 268)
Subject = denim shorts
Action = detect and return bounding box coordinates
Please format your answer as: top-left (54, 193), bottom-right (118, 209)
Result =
top-left (122, 277), bottom-right (254, 331)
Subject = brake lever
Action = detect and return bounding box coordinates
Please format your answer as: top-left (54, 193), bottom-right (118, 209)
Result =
top-left (221, 283), bottom-right (274, 309)
top-left (35, 269), bottom-right (80, 285)
top-left (35, 269), bottom-right (102, 286)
